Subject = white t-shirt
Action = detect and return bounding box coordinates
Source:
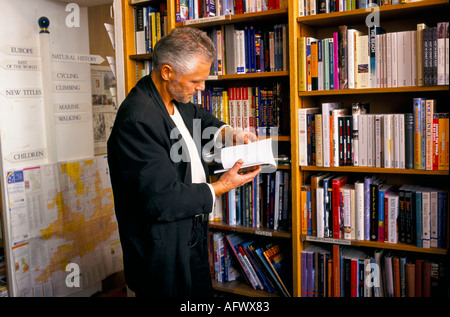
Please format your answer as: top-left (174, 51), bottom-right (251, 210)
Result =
top-left (169, 104), bottom-right (223, 212)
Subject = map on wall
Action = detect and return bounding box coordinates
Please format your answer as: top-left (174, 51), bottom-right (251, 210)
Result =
top-left (7, 155), bottom-right (122, 297)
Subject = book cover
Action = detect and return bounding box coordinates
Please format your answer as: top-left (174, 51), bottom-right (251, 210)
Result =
top-left (369, 26), bottom-right (385, 88)
top-left (298, 37), bottom-right (307, 91)
top-left (338, 25), bottom-right (348, 89)
top-left (356, 34), bottom-right (370, 88)
top-left (299, 107), bottom-right (320, 165)
top-left (413, 98), bottom-right (425, 169)
top-left (332, 175), bottom-right (348, 239)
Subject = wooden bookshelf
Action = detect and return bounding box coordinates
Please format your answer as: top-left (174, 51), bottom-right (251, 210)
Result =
top-left (301, 165), bottom-right (449, 175)
top-left (291, 0), bottom-right (450, 298)
top-left (209, 221), bottom-right (291, 239)
top-left (302, 235), bottom-right (448, 255)
top-left (298, 85), bottom-right (449, 96)
top-left (175, 8), bottom-right (288, 28)
top-left (297, 0), bottom-right (449, 27)
top-left (212, 280), bottom-right (279, 297)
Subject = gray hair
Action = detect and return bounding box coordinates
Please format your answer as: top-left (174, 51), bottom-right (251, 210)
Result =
top-left (152, 27), bottom-right (216, 75)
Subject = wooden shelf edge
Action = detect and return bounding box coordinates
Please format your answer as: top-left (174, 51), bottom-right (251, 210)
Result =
top-left (302, 235), bottom-right (448, 255)
top-left (296, 0), bottom-right (449, 25)
top-left (207, 70), bottom-right (289, 81)
top-left (209, 221), bottom-right (292, 239)
top-left (212, 280), bottom-right (279, 297)
top-left (175, 8), bottom-right (288, 28)
top-left (299, 165), bottom-right (449, 175)
top-left (298, 85), bottom-right (449, 96)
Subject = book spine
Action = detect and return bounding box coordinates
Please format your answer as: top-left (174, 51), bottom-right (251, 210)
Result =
top-left (298, 37), bottom-right (307, 91)
top-left (425, 99), bottom-right (435, 170)
top-left (338, 25), bottom-right (348, 89)
top-left (405, 113), bottom-right (414, 169)
top-left (422, 190), bottom-right (431, 248)
top-left (333, 32), bottom-right (339, 90)
top-left (413, 98), bottom-right (423, 169)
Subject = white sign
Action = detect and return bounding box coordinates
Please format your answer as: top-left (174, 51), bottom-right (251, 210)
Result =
top-left (1, 88), bottom-right (42, 98)
top-left (51, 53), bottom-right (105, 64)
top-left (0, 59), bottom-right (41, 71)
top-left (4, 149), bottom-right (47, 163)
top-left (1, 45), bottom-right (39, 56)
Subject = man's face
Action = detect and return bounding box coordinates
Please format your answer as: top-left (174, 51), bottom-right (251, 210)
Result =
top-left (167, 58), bottom-right (211, 103)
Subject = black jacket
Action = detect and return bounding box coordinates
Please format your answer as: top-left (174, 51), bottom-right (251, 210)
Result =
top-left (107, 75), bottom-right (224, 296)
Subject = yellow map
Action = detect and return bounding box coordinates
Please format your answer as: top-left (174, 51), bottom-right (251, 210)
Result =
top-left (7, 156), bottom-right (123, 297)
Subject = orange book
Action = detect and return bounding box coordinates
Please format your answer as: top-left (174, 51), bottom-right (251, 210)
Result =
top-left (438, 113), bottom-right (447, 170)
top-left (393, 256), bottom-right (401, 297)
top-left (332, 245), bottom-right (340, 297)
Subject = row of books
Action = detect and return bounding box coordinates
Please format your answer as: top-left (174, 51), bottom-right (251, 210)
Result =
top-left (208, 23), bottom-right (288, 76)
top-left (196, 83), bottom-right (286, 134)
top-left (213, 170), bottom-right (291, 231)
top-left (134, 4), bottom-right (168, 55)
top-left (299, 0), bottom-right (421, 17)
top-left (301, 244), bottom-right (447, 297)
top-left (176, 0), bottom-right (287, 22)
top-left (209, 232), bottom-right (292, 296)
top-left (302, 173), bottom-right (449, 248)
top-left (298, 22), bottom-right (449, 91)
top-left (298, 100), bottom-right (449, 170)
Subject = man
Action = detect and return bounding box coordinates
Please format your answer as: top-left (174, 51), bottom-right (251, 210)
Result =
top-left (107, 27), bottom-right (260, 297)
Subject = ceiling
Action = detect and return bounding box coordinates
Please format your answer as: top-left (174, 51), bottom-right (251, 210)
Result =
top-left (56, 0), bottom-right (113, 7)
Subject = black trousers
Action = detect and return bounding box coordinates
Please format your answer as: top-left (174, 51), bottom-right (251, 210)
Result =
top-left (189, 215), bottom-right (214, 297)
top-left (135, 216), bottom-right (213, 297)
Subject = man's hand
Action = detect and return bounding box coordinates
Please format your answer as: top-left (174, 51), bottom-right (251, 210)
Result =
top-left (221, 127), bottom-right (258, 146)
top-left (211, 159), bottom-right (261, 197)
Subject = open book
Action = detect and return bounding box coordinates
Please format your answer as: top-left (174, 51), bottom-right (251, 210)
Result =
top-left (214, 138), bottom-right (276, 174)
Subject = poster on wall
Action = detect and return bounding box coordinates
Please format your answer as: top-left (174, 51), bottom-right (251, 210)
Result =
top-left (0, 0), bottom-right (122, 297)
top-left (91, 65), bottom-right (118, 155)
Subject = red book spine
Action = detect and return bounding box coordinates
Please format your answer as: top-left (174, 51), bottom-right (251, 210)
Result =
top-left (332, 176), bottom-right (348, 239)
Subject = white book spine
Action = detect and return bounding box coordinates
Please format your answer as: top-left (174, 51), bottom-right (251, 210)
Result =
top-left (410, 30), bottom-right (417, 86)
top-left (322, 103), bottom-right (331, 167)
top-left (298, 109), bottom-right (308, 166)
top-left (348, 29), bottom-right (356, 89)
top-left (316, 187), bottom-right (324, 238)
top-left (422, 191), bottom-right (431, 248)
top-left (430, 190), bottom-right (438, 248)
top-left (386, 32), bottom-right (392, 88)
top-left (437, 23), bottom-right (446, 85)
top-left (399, 114), bottom-right (405, 169)
top-left (446, 22), bottom-right (449, 85)
top-left (367, 114), bottom-right (374, 167)
top-left (299, 0), bottom-right (305, 17)
top-left (397, 31), bottom-right (406, 87)
top-left (394, 114), bottom-right (400, 169)
top-left (332, 112), bottom-right (341, 167)
top-left (375, 115), bottom-right (383, 168)
top-left (404, 31), bottom-right (412, 86)
top-left (387, 194), bottom-right (399, 243)
top-left (359, 114), bottom-right (368, 166)
top-left (355, 182), bottom-right (365, 240)
top-left (343, 187), bottom-right (351, 240)
top-left (391, 32), bottom-right (398, 87)
top-left (375, 34), bottom-right (383, 88)
top-left (383, 114), bottom-right (393, 168)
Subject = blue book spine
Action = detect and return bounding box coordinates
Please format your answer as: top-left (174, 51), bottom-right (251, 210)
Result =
top-left (329, 38), bottom-right (334, 90)
top-left (307, 188), bottom-right (312, 235)
top-left (416, 191), bottom-right (423, 247)
top-left (413, 98), bottom-right (424, 169)
top-left (364, 176), bottom-right (374, 241)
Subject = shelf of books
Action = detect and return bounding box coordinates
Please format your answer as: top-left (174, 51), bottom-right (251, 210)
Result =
top-left (294, 0), bottom-right (449, 297)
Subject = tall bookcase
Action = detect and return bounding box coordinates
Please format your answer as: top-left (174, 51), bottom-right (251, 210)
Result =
top-left (292, 0), bottom-right (449, 298)
top-left (119, 0), bottom-right (449, 298)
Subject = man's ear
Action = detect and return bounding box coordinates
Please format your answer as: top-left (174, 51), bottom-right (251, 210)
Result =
top-left (160, 64), bottom-right (173, 81)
